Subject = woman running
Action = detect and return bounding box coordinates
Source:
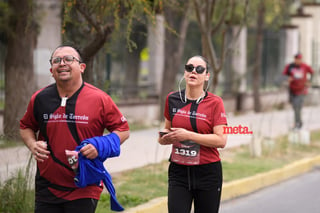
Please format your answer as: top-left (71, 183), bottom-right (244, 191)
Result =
top-left (158, 55), bottom-right (228, 213)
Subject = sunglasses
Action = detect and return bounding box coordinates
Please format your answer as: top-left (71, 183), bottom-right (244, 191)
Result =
top-left (50, 55), bottom-right (81, 65)
top-left (185, 64), bottom-right (206, 74)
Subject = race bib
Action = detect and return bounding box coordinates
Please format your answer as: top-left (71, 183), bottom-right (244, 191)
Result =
top-left (293, 70), bottom-right (303, 79)
top-left (171, 140), bottom-right (200, 165)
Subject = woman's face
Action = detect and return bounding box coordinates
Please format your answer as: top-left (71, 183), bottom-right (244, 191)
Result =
top-left (184, 56), bottom-right (209, 88)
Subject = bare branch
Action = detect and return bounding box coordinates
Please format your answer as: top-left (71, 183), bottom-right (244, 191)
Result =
top-left (193, 0), bottom-right (206, 34)
top-left (211, 0), bottom-right (230, 35)
top-left (204, 32), bottom-right (219, 72)
top-left (217, 29), bottom-right (226, 71)
top-left (224, 0), bottom-right (249, 58)
top-left (193, 0), bottom-right (219, 71)
top-left (74, 0), bottom-right (102, 34)
top-left (192, 0), bottom-right (250, 91)
top-left (81, 24), bottom-right (114, 61)
top-left (177, 1), bottom-right (191, 59)
top-left (209, 0), bottom-right (216, 21)
top-left (205, 0), bottom-right (209, 27)
top-left (229, 0), bottom-right (236, 23)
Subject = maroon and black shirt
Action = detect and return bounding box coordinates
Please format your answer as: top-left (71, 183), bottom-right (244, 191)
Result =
top-left (282, 62), bottom-right (314, 95)
top-left (164, 90), bottom-right (227, 165)
top-left (20, 82), bottom-right (129, 203)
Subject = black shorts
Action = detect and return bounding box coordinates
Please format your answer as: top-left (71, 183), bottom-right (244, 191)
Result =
top-left (35, 198), bottom-right (98, 213)
top-left (168, 161), bottom-right (223, 213)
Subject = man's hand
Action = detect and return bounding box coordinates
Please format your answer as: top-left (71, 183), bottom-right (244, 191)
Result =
top-left (80, 144), bottom-right (98, 159)
top-left (32, 141), bottom-right (50, 162)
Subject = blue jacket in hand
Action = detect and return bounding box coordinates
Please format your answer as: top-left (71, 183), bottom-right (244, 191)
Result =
top-left (75, 133), bottom-right (124, 212)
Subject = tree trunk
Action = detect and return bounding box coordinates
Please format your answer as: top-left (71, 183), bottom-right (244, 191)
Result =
top-left (124, 50), bottom-right (140, 98)
top-left (159, 2), bottom-right (190, 120)
top-left (5, 0), bottom-right (37, 140)
top-left (193, 0), bottom-right (249, 93)
top-left (123, 23), bottom-right (147, 99)
top-left (95, 51), bottom-right (106, 90)
top-left (252, 0), bottom-right (265, 113)
top-left (82, 58), bottom-right (94, 84)
top-left (80, 26), bottom-right (113, 85)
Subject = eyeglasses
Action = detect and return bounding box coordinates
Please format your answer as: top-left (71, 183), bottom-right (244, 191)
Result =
top-left (50, 55), bottom-right (81, 65)
top-left (185, 64), bottom-right (206, 74)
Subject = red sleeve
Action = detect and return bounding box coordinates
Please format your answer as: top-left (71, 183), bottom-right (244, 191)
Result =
top-left (212, 97), bottom-right (227, 127)
top-left (306, 64), bottom-right (314, 74)
top-left (164, 94), bottom-right (170, 121)
top-left (282, 64), bottom-right (290, 76)
top-left (20, 94), bottom-right (39, 132)
top-left (102, 94), bottom-right (129, 132)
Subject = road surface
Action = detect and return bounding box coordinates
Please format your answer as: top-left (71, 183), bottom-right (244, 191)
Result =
top-left (220, 168), bottom-right (320, 213)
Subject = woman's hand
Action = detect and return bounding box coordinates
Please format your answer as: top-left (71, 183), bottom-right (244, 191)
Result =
top-left (165, 125), bottom-right (227, 148)
top-left (158, 129), bottom-right (175, 145)
top-left (158, 128), bottom-right (191, 145)
top-left (166, 128), bottom-right (191, 142)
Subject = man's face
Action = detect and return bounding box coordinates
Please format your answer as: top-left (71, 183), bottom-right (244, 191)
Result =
top-left (294, 57), bottom-right (302, 65)
top-left (50, 47), bottom-right (86, 83)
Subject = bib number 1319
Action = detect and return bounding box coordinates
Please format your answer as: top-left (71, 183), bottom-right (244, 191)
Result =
top-left (174, 147), bottom-right (197, 157)
top-left (171, 140), bottom-right (200, 165)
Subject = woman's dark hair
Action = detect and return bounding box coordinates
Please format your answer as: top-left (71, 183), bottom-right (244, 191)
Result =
top-left (190, 55), bottom-right (209, 73)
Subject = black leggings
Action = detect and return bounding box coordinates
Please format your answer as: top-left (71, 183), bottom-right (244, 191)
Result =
top-left (35, 198), bottom-right (98, 213)
top-left (168, 162), bottom-right (222, 213)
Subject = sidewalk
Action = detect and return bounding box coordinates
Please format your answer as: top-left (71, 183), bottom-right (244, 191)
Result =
top-left (107, 105), bottom-right (320, 173)
top-left (1, 105), bottom-right (320, 182)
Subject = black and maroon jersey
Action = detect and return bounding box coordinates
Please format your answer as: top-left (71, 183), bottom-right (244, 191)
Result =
top-left (20, 82), bottom-right (129, 203)
top-left (164, 90), bottom-right (227, 165)
top-left (282, 63), bottom-right (314, 95)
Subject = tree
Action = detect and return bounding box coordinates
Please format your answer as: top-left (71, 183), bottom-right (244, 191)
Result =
top-left (252, 0), bottom-right (265, 112)
top-left (192, 0), bottom-right (293, 113)
top-left (192, 0), bottom-right (249, 91)
top-left (3, 0), bottom-right (38, 140)
top-left (247, 0), bottom-right (293, 112)
top-left (123, 22), bottom-right (147, 98)
top-left (159, 0), bottom-right (191, 119)
top-left (62, 0), bottom-right (153, 86)
top-left (158, 0), bottom-right (249, 120)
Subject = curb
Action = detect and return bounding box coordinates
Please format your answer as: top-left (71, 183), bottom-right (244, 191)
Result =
top-left (124, 155), bottom-right (320, 213)
top-left (124, 197), bottom-right (167, 213)
top-left (221, 155), bottom-right (320, 200)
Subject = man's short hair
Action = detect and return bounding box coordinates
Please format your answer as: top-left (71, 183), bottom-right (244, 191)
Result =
top-left (50, 44), bottom-right (83, 63)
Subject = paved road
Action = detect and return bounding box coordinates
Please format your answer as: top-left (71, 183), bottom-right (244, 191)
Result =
top-left (220, 168), bottom-right (320, 213)
top-left (1, 105), bottom-right (320, 181)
